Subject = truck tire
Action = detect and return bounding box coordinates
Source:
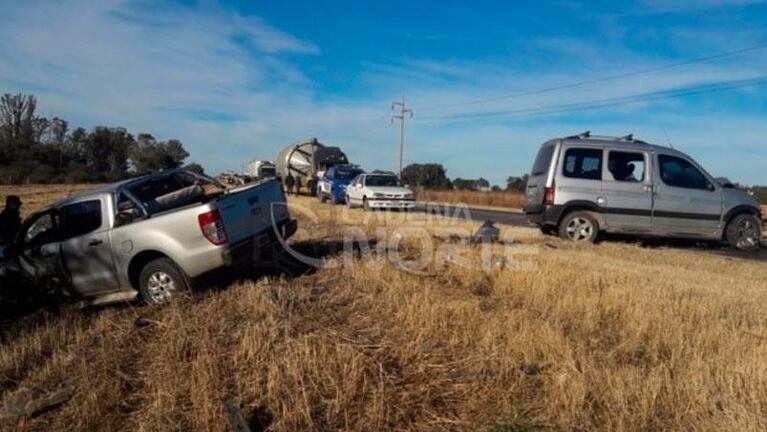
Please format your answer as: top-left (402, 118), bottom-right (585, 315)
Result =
top-left (558, 211), bottom-right (599, 243)
top-left (725, 213), bottom-right (762, 252)
top-left (138, 258), bottom-right (189, 305)
top-left (318, 191), bottom-right (327, 203)
top-left (363, 197), bottom-right (371, 212)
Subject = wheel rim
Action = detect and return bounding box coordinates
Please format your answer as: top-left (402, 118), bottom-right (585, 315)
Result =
top-left (735, 218), bottom-right (760, 249)
top-left (146, 271), bottom-right (177, 303)
top-left (565, 217), bottom-right (594, 241)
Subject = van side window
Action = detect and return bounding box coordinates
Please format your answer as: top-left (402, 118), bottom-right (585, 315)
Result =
top-left (658, 155), bottom-right (710, 190)
top-left (563, 148), bottom-right (602, 180)
top-left (608, 151), bottom-right (645, 182)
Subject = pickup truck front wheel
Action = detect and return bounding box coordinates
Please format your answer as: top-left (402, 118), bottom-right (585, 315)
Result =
top-left (139, 258), bottom-right (189, 305)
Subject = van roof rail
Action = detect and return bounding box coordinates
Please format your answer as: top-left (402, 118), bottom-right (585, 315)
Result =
top-left (564, 131), bottom-right (590, 140)
top-left (564, 132), bottom-right (648, 145)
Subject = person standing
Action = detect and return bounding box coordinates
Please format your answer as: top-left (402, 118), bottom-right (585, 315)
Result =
top-left (0, 195), bottom-right (22, 245)
top-left (285, 172), bottom-right (295, 195)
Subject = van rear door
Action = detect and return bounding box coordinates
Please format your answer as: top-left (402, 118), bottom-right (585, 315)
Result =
top-left (524, 141), bottom-right (557, 213)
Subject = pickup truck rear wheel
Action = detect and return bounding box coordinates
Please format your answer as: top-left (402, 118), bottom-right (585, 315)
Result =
top-left (139, 258), bottom-right (189, 305)
top-left (726, 214), bottom-right (762, 252)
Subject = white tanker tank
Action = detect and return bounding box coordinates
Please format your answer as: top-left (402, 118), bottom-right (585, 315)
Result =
top-left (275, 138), bottom-right (349, 195)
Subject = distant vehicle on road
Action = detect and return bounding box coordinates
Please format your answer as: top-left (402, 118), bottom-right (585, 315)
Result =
top-left (275, 138), bottom-right (349, 196)
top-left (346, 172), bottom-right (416, 211)
top-left (317, 165), bottom-right (365, 204)
top-left (524, 132), bottom-right (762, 251)
top-left (0, 169), bottom-right (297, 306)
top-left (246, 160), bottom-right (276, 180)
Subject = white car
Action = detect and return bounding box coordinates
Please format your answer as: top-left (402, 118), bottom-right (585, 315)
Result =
top-left (345, 173), bottom-right (416, 211)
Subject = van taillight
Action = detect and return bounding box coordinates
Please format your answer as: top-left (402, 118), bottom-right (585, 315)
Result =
top-left (198, 209), bottom-right (228, 245)
top-left (544, 187), bottom-right (555, 206)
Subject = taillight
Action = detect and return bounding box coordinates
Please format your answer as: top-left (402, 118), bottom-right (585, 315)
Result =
top-left (198, 209), bottom-right (228, 245)
top-left (544, 187), bottom-right (556, 206)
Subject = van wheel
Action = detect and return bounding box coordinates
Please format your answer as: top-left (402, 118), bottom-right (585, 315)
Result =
top-left (559, 211), bottom-right (599, 243)
top-left (726, 214), bottom-right (762, 252)
top-left (139, 258), bottom-right (189, 305)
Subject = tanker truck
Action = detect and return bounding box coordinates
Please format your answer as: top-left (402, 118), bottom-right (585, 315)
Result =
top-left (275, 138), bottom-right (349, 196)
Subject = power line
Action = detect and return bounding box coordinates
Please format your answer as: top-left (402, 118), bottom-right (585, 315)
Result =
top-left (391, 96), bottom-right (413, 176)
top-left (415, 42), bottom-right (767, 112)
top-left (416, 76), bottom-right (767, 123)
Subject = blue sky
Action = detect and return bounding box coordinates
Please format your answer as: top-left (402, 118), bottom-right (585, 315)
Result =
top-left (1, 0), bottom-right (766, 185)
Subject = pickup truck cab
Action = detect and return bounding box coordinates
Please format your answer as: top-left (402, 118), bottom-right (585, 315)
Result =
top-left (3, 169), bottom-right (297, 305)
top-left (524, 132), bottom-right (762, 251)
top-left (317, 165), bottom-right (365, 204)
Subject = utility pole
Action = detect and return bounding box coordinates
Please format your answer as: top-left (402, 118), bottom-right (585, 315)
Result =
top-left (392, 96), bottom-right (412, 177)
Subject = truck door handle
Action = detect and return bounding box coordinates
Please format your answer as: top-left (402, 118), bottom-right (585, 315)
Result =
top-left (88, 239), bottom-right (103, 246)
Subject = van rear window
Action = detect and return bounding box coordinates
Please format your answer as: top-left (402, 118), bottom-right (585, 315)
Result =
top-left (531, 144), bottom-right (555, 176)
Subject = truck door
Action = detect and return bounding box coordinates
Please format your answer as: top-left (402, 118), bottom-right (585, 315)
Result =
top-left (652, 153), bottom-right (723, 237)
top-left (16, 210), bottom-right (65, 287)
top-left (602, 150), bottom-right (653, 232)
top-left (58, 198), bottom-right (120, 296)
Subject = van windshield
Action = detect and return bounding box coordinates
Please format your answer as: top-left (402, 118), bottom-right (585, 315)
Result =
top-left (531, 144), bottom-right (555, 176)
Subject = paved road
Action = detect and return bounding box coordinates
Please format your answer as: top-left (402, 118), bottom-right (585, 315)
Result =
top-left (416, 203), bottom-right (530, 226)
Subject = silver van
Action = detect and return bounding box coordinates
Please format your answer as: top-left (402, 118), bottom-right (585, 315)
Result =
top-left (524, 132), bottom-right (762, 251)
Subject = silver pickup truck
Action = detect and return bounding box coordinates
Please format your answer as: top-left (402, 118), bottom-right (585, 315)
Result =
top-left (1, 169), bottom-right (296, 305)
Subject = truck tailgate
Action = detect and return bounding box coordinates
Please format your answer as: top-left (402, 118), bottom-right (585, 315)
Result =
top-left (215, 179), bottom-right (289, 245)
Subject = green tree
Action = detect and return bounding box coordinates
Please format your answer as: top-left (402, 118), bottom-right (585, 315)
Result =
top-left (401, 163), bottom-right (451, 189)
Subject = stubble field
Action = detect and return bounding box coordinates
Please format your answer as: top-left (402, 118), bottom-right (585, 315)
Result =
top-left (1, 185), bottom-right (767, 431)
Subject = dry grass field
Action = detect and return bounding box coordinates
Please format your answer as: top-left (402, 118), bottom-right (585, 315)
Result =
top-left (1, 186), bottom-right (767, 431)
top-left (415, 189), bottom-right (525, 211)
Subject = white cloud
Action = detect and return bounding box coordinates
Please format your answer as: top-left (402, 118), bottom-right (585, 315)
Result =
top-left (0, 0), bottom-right (765, 187)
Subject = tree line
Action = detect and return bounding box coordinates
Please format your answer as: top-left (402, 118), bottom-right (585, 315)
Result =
top-left (400, 163), bottom-right (528, 192)
top-left (0, 93), bottom-right (200, 184)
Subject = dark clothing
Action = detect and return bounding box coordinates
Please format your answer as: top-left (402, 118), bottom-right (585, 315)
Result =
top-left (0, 209), bottom-right (21, 245)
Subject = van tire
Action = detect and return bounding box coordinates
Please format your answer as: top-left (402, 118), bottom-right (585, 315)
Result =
top-left (138, 258), bottom-right (189, 305)
top-left (558, 211), bottom-right (599, 243)
top-left (725, 213), bottom-right (762, 252)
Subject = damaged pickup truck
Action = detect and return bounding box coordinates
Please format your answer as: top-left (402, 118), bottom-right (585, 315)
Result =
top-left (0, 169), bottom-right (296, 306)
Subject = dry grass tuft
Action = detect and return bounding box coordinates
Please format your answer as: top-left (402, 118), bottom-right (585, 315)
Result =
top-left (1, 190), bottom-right (767, 431)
